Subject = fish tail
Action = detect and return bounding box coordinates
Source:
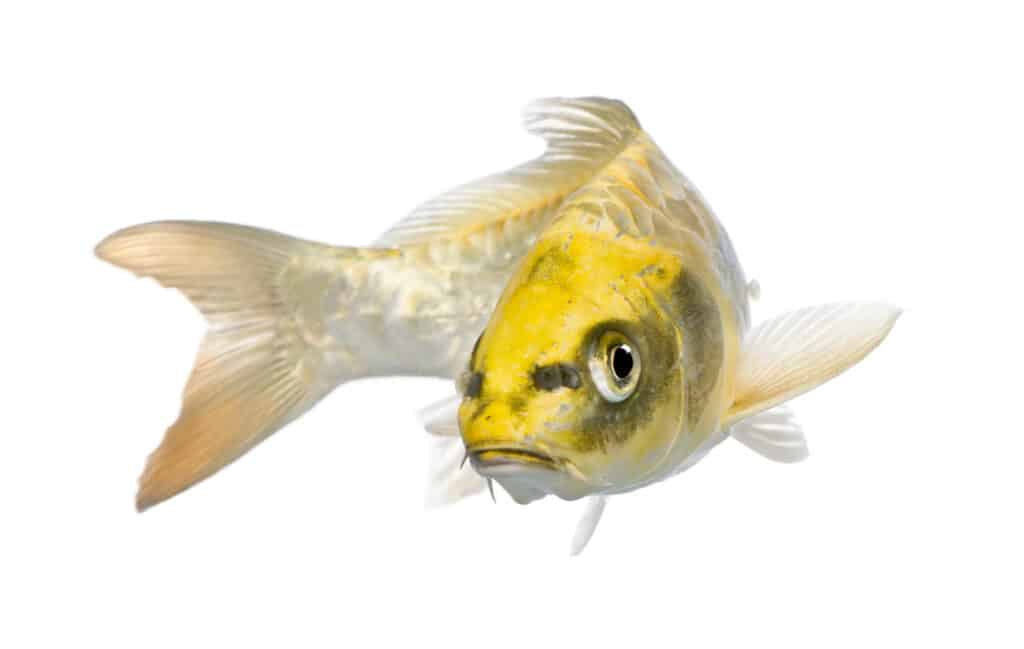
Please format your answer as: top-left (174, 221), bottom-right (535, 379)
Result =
top-left (96, 221), bottom-right (361, 511)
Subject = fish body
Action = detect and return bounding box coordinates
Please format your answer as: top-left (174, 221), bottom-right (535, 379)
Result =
top-left (97, 98), bottom-right (898, 553)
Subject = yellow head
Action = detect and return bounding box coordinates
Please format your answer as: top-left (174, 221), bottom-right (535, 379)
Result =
top-left (459, 226), bottom-right (726, 503)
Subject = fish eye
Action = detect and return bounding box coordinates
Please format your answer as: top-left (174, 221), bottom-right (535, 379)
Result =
top-left (610, 344), bottom-right (635, 381)
top-left (589, 331), bottom-right (642, 402)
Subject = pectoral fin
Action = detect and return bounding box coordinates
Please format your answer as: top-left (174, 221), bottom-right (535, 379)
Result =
top-left (419, 395), bottom-right (489, 506)
top-left (725, 303), bottom-right (900, 426)
top-left (418, 394), bottom-right (461, 437)
top-left (425, 434), bottom-right (487, 507)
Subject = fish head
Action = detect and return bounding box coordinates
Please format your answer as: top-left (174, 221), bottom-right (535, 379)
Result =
top-left (458, 229), bottom-right (722, 502)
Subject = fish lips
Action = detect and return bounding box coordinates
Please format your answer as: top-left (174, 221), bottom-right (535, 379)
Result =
top-left (470, 447), bottom-right (560, 472)
top-left (467, 445), bottom-right (590, 503)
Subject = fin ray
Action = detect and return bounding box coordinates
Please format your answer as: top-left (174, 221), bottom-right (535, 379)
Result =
top-left (417, 394), bottom-right (461, 437)
top-left (420, 394), bottom-right (488, 506)
top-left (375, 98), bottom-right (641, 247)
top-left (425, 434), bottom-right (487, 507)
top-left (726, 302), bottom-right (901, 425)
top-left (729, 405), bottom-right (808, 463)
top-left (96, 222), bottom-right (337, 510)
top-left (569, 495), bottom-right (608, 556)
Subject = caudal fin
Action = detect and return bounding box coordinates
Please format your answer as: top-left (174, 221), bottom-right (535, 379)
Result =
top-left (96, 221), bottom-right (342, 510)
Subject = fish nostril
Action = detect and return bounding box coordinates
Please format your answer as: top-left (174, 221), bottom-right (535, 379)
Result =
top-left (532, 363), bottom-right (582, 391)
top-left (464, 371), bottom-right (484, 398)
top-left (534, 365), bottom-right (561, 390)
top-left (559, 364), bottom-right (582, 389)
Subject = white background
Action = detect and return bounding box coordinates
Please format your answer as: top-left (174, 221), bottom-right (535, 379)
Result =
top-left (2, 1), bottom-right (1021, 647)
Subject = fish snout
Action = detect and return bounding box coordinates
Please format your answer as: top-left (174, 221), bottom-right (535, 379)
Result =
top-left (459, 399), bottom-right (557, 470)
top-left (458, 397), bottom-right (598, 503)
top-left (460, 398), bottom-right (522, 450)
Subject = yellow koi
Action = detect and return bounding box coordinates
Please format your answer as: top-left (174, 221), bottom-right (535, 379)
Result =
top-left (96, 98), bottom-right (898, 554)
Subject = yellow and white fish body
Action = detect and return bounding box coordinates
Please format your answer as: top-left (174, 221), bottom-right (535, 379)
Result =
top-left (97, 98), bottom-right (898, 554)
top-left (425, 101), bottom-right (898, 551)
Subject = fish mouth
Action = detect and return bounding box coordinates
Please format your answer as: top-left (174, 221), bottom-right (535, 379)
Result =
top-left (466, 444), bottom-right (595, 503)
top-left (468, 446), bottom-right (560, 472)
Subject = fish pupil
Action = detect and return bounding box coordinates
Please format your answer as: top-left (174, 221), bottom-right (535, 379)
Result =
top-left (610, 345), bottom-right (634, 381)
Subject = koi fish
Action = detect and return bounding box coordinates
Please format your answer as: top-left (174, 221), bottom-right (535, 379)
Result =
top-left (96, 98), bottom-right (898, 554)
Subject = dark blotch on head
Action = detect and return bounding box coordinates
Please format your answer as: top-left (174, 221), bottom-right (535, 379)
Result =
top-left (508, 395), bottom-right (528, 416)
top-left (533, 365), bottom-right (561, 391)
top-left (560, 364), bottom-right (582, 389)
top-left (464, 372), bottom-right (483, 398)
top-left (573, 318), bottom-right (677, 453)
top-left (524, 245), bottom-right (576, 284)
top-left (672, 271), bottom-right (724, 428)
top-left (532, 363), bottom-right (582, 391)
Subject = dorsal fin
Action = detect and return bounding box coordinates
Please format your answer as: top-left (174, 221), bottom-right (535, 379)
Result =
top-left (374, 97), bottom-right (641, 247)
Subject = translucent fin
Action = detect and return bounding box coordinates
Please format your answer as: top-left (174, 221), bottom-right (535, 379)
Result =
top-left (569, 495), bottom-right (608, 556)
top-left (730, 405), bottom-right (808, 463)
top-left (425, 434), bottom-right (487, 507)
top-left (747, 279), bottom-right (761, 301)
top-left (96, 222), bottom-right (339, 510)
top-left (417, 394), bottom-right (461, 436)
top-left (726, 303), bottom-right (901, 425)
top-left (375, 97), bottom-right (641, 247)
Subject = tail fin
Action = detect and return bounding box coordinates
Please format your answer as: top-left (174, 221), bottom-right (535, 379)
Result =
top-left (96, 221), bottom-right (343, 510)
